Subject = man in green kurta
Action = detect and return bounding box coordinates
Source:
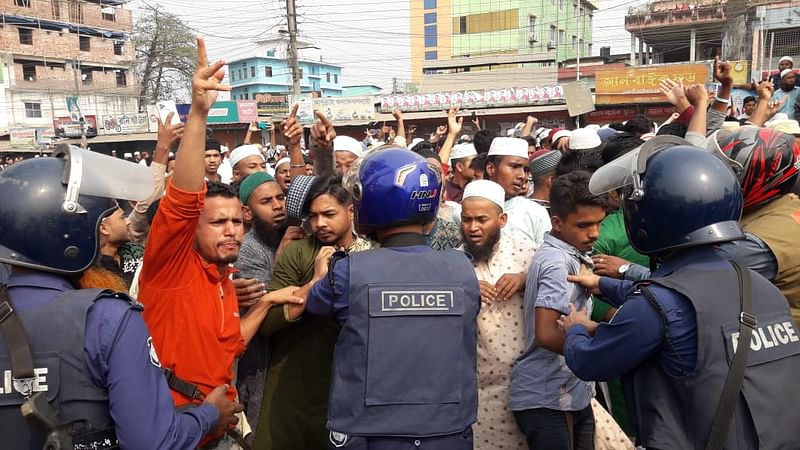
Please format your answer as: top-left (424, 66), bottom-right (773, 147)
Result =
top-left (253, 176), bottom-right (373, 450)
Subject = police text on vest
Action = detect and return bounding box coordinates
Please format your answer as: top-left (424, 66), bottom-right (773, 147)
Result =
top-left (731, 321), bottom-right (800, 352)
top-left (381, 291), bottom-right (455, 312)
top-left (0, 368), bottom-right (48, 395)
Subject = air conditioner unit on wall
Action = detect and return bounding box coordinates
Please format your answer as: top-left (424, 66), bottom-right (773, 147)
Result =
top-left (528, 33), bottom-right (537, 43)
top-left (547, 40), bottom-right (556, 49)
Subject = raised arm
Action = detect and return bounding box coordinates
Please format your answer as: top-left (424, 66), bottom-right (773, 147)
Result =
top-left (438, 107), bottom-right (463, 164)
top-left (310, 110), bottom-right (336, 176)
top-left (172, 37), bottom-right (230, 192)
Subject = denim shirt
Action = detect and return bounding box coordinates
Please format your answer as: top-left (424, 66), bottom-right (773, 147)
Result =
top-left (510, 233), bottom-right (595, 412)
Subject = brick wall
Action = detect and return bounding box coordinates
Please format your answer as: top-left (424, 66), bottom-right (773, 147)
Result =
top-left (0, 26), bottom-right (134, 65)
top-left (0, 0), bottom-right (133, 33)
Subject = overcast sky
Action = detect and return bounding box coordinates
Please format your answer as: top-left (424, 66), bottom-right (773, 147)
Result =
top-left (131, 0), bottom-right (641, 91)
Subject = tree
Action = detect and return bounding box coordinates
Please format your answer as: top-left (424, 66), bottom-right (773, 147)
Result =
top-left (134, 5), bottom-right (196, 107)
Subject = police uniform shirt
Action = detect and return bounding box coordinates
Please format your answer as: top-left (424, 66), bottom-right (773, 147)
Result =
top-left (3, 271), bottom-right (219, 448)
top-left (563, 247), bottom-right (710, 381)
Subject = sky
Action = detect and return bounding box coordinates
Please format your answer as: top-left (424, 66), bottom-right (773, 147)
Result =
top-left (130, 0), bottom-right (643, 92)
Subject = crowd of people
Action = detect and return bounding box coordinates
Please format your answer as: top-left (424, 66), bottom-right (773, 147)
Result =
top-left (1, 37), bottom-right (800, 450)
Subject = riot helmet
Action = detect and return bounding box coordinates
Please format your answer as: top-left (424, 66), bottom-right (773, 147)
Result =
top-left (716, 126), bottom-right (800, 209)
top-left (343, 145), bottom-right (441, 233)
top-left (590, 137), bottom-right (744, 255)
top-left (0, 145), bottom-right (153, 274)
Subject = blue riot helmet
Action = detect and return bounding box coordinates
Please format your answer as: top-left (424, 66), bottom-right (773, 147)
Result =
top-left (343, 145), bottom-right (441, 233)
top-left (590, 136), bottom-right (744, 255)
top-left (0, 145), bottom-right (153, 274)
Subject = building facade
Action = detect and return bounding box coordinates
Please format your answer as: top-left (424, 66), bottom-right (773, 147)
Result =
top-left (228, 37), bottom-right (343, 99)
top-left (0, 0), bottom-right (138, 149)
top-left (410, 0), bottom-right (597, 83)
top-left (625, 0), bottom-right (799, 73)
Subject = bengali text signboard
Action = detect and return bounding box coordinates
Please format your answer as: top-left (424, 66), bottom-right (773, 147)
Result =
top-left (313, 96), bottom-right (376, 123)
top-left (595, 63), bottom-right (712, 105)
top-left (379, 85), bottom-right (565, 113)
top-left (102, 113), bottom-right (150, 135)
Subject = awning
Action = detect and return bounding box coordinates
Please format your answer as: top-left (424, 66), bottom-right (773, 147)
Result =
top-left (305, 104), bottom-right (568, 128)
top-left (1, 14), bottom-right (127, 40)
top-left (61, 133), bottom-right (157, 144)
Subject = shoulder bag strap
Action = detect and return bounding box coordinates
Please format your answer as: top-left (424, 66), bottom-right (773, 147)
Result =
top-left (0, 285), bottom-right (36, 396)
top-left (705, 260), bottom-right (756, 450)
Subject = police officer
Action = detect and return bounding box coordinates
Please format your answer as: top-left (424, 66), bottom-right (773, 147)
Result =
top-left (559, 145), bottom-right (800, 449)
top-left (289, 146), bottom-right (481, 449)
top-left (0, 146), bottom-right (242, 449)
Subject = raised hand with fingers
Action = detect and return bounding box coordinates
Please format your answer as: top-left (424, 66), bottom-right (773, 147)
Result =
top-left (713, 56), bottom-right (734, 86)
top-left (155, 111), bottom-right (184, 158)
top-left (447, 107), bottom-right (463, 137)
top-left (683, 83), bottom-right (709, 107)
top-left (756, 80), bottom-right (775, 101)
top-left (310, 110), bottom-right (336, 148)
top-left (190, 36), bottom-right (230, 113)
top-left (659, 78), bottom-right (689, 111)
top-left (282, 104), bottom-right (303, 147)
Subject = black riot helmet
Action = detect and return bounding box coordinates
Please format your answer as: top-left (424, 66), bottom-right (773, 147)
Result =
top-left (0, 145), bottom-right (153, 274)
top-left (590, 136), bottom-right (744, 255)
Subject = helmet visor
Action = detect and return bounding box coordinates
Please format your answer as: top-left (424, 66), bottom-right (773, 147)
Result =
top-left (589, 135), bottom-right (694, 194)
top-left (56, 145), bottom-right (154, 212)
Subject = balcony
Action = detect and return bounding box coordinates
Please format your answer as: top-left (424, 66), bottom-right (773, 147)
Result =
top-left (625, 1), bottom-right (727, 32)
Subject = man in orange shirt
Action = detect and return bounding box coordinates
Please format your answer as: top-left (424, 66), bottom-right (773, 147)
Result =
top-left (138, 37), bottom-right (303, 448)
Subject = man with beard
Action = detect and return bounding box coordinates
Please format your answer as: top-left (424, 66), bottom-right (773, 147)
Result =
top-left (138, 37), bottom-right (304, 449)
top-left (253, 175), bottom-right (373, 450)
top-left (460, 180), bottom-right (533, 449)
top-left (233, 171), bottom-right (294, 437)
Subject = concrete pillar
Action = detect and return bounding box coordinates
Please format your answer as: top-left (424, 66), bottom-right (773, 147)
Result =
top-left (639, 39), bottom-right (645, 65)
top-left (690, 28), bottom-right (696, 62)
top-left (631, 34), bottom-right (636, 65)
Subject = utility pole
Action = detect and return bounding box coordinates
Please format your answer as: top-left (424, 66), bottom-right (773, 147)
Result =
top-left (286, 0), bottom-right (301, 95)
top-left (71, 59), bottom-right (87, 149)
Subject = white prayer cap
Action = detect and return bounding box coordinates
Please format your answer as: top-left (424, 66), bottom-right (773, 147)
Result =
top-left (275, 157), bottom-right (291, 169)
top-left (487, 137), bottom-right (529, 159)
top-left (333, 136), bottom-right (363, 157)
top-left (230, 144), bottom-right (264, 169)
top-left (779, 56), bottom-right (794, 65)
top-left (409, 138), bottom-right (424, 150)
top-left (123, 152), bottom-right (133, 158)
top-left (462, 180), bottom-right (506, 211)
top-left (781, 68), bottom-right (795, 79)
top-left (569, 128), bottom-right (602, 151)
top-left (450, 143), bottom-right (477, 161)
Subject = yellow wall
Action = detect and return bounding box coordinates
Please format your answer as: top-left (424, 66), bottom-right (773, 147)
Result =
top-left (410, 0), bottom-right (452, 83)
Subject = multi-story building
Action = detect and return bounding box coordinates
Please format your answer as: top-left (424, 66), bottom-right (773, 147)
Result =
top-left (228, 37), bottom-right (343, 99)
top-left (0, 0), bottom-right (138, 149)
top-left (625, 0), bottom-right (799, 71)
top-left (409, 0), bottom-right (597, 84)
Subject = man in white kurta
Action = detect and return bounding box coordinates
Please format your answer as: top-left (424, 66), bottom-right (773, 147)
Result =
top-left (460, 180), bottom-right (536, 449)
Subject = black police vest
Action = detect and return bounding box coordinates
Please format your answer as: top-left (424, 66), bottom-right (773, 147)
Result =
top-left (327, 247), bottom-right (481, 437)
top-left (0, 285), bottom-right (134, 449)
top-left (627, 260), bottom-right (800, 449)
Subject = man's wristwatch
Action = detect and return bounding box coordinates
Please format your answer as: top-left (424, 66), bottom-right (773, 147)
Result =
top-left (618, 264), bottom-right (630, 278)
